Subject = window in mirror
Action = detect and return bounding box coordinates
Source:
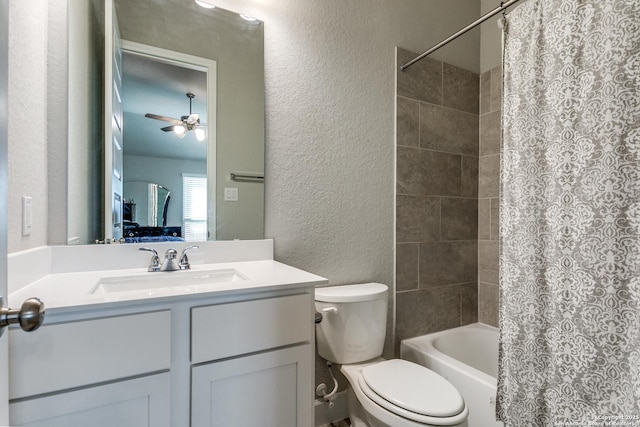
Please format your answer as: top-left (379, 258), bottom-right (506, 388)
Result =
top-left (183, 174), bottom-right (208, 242)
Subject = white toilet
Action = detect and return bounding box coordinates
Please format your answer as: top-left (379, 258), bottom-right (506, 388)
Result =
top-left (315, 283), bottom-right (468, 427)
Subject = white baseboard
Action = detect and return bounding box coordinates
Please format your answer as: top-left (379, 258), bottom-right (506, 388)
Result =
top-left (314, 390), bottom-right (348, 427)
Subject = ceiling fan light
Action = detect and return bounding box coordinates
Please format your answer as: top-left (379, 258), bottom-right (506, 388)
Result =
top-left (174, 125), bottom-right (186, 136)
top-left (194, 128), bottom-right (206, 141)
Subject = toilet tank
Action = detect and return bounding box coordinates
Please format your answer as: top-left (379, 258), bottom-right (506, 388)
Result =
top-left (315, 283), bottom-right (388, 364)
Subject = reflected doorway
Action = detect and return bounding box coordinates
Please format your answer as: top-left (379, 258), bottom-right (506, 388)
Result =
top-left (120, 45), bottom-right (213, 243)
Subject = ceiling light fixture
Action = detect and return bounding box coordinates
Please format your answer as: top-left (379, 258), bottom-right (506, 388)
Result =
top-left (194, 128), bottom-right (206, 142)
top-left (174, 125), bottom-right (186, 137)
top-left (145, 93), bottom-right (207, 141)
top-left (195, 0), bottom-right (215, 9)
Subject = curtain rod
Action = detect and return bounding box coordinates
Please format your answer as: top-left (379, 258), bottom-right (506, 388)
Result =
top-left (400, 0), bottom-right (524, 72)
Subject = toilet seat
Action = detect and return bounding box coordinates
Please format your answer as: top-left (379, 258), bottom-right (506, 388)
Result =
top-left (358, 359), bottom-right (468, 426)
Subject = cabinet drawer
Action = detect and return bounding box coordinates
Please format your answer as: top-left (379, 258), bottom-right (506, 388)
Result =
top-left (9, 310), bottom-right (171, 400)
top-left (191, 294), bottom-right (312, 364)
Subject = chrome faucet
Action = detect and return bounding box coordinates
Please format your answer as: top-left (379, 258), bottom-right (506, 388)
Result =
top-left (140, 246), bottom-right (199, 272)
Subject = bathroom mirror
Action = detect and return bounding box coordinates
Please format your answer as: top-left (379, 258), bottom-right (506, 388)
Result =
top-left (66, 0), bottom-right (265, 245)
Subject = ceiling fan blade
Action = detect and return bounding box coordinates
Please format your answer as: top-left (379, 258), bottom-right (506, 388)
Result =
top-left (161, 125), bottom-right (177, 132)
top-left (145, 113), bottom-right (183, 125)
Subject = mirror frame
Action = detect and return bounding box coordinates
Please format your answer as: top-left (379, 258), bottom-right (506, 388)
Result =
top-left (118, 40), bottom-right (217, 240)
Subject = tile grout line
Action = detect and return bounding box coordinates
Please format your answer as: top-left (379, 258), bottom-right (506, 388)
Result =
top-left (440, 61), bottom-right (444, 107)
top-left (416, 243), bottom-right (420, 292)
top-left (398, 143), bottom-right (479, 158)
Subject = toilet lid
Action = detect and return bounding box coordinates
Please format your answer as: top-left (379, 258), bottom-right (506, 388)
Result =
top-left (315, 283), bottom-right (388, 303)
top-left (361, 360), bottom-right (465, 419)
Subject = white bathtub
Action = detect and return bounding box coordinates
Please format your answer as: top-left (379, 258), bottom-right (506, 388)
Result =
top-left (400, 323), bottom-right (503, 427)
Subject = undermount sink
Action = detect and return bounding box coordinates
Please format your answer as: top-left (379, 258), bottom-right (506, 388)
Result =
top-left (89, 268), bottom-right (249, 294)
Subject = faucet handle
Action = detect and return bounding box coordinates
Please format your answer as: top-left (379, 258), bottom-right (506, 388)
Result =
top-left (139, 247), bottom-right (160, 272)
top-left (179, 245), bottom-right (199, 270)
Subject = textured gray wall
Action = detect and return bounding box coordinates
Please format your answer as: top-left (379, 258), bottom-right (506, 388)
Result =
top-left (7, 0), bottom-right (49, 253)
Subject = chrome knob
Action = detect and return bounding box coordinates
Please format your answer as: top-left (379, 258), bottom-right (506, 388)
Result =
top-left (0, 297), bottom-right (45, 333)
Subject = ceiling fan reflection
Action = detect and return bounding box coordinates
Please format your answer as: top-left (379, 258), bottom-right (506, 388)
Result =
top-left (145, 92), bottom-right (206, 141)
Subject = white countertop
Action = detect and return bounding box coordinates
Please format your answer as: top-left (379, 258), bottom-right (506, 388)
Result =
top-left (10, 259), bottom-right (327, 315)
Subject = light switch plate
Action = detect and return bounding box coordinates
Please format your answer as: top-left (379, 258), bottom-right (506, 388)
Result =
top-left (22, 196), bottom-right (32, 236)
top-left (224, 187), bottom-right (239, 202)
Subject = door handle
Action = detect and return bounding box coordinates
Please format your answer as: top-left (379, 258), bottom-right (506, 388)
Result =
top-left (0, 296), bottom-right (45, 336)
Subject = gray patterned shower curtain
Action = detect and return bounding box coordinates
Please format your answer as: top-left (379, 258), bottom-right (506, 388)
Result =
top-left (497, 0), bottom-right (640, 426)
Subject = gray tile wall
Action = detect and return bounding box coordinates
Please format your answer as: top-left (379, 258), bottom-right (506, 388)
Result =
top-left (478, 65), bottom-right (502, 326)
top-left (395, 48), bottom-right (479, 353)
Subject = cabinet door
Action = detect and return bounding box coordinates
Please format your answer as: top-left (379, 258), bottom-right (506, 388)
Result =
top-left (10, 373), bottom-right (170, 427)
top-left (192, 344), bottom-right (312, 427)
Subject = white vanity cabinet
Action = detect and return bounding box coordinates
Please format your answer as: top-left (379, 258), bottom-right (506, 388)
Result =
top-left (190, 293), bottom-right (314, 427)
top-left (7, 286), bottom-right (316, 427)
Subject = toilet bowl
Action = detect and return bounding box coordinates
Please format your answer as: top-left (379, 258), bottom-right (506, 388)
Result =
top-left (315, 283), bottom-right (468, 427)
